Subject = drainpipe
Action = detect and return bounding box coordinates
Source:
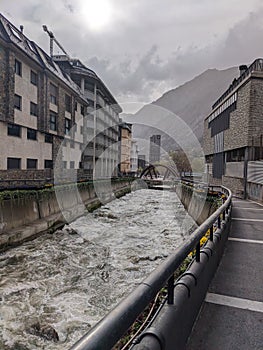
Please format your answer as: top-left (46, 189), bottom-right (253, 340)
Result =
top-left (93, 83), bottom-right (97, 178)
top-left (243, 147), bottom-right (249, 199)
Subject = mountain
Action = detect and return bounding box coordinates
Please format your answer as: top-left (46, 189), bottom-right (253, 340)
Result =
top-left (123, 67), bottom-right (239, 154)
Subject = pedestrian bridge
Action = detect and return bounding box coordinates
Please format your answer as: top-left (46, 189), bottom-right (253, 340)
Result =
top-left (69, 184), bottom-right (263, 350)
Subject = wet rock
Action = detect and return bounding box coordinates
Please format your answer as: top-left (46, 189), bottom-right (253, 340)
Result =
top-left (63, 225), bottom-right (78, 235)
top-left (0, 254), bottom-right (26, 267)
top-left (130, 255), bottom-right (166, 264)
top-left (8, 343), bottom-right (29, 350)
top-left (94, 210), bottom-right (118, 219)
top-left (107, 213), bottom-right (118, 220)
top-left (26, 322), bottom-right (59, 342)
top-left (161, 229), bottom-right (170, 236)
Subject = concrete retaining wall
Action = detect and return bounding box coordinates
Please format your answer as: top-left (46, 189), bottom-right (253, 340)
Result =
top-left (176, 184), bottom-right (218, 225)
top-left (0, 180), bottom-right (131, 251)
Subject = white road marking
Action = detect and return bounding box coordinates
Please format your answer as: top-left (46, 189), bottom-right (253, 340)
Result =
top-left (228, 237), bottom-right (263, 245)
top-left (247, 199), bottom-right (263, 207)
top-left (205, 293), bottom-right (263, 313)
top-left (232, 218), bottom-right (263, 222)
top-left (233, 207), bottom-right (263, 210)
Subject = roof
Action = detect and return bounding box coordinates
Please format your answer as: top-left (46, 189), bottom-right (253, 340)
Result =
top-left (0, 13), bottom-right (88, 104)
top-left (212, 58), bottom-right (263, 110)
top-left (53, 56), bottom-right (122, 113)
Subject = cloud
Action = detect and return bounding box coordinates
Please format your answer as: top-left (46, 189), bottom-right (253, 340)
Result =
top-left (1, 0), bottom-right (263, 111)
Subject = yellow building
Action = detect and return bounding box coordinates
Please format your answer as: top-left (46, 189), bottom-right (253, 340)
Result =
top-left (119, 122), bottom-right (132, 174)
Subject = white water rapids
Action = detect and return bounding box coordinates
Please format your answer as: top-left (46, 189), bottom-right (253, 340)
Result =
top-left (0, 189), bottom-right (196, 349)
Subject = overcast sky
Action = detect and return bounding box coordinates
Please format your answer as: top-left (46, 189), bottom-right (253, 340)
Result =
top-left (1, 0), bottom-right (263, 112)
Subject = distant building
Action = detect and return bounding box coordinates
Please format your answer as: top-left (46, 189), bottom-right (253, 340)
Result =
top-left (203, 60), bottom-right (263, 201)
top-left (118, 120), bottom-right (132, 174)
top-left (149, 135), bottom-right (161, 164)
top-left (138, 155), bottom-right (146, 170)
top-left (130, 140), bottom-right (139, 174)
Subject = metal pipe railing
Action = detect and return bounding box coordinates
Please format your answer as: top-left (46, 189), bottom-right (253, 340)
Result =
top-left (69, 186), bottom-right (232, 350)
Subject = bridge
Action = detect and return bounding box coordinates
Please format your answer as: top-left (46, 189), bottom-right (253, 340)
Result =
top-left (68, 182), bottom-right (263, 350)
top-left (139, 163), bottom-right (180, 191)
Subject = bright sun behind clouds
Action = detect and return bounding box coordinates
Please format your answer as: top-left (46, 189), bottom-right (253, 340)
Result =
top-left (79, 0), bottom-right (113, 31)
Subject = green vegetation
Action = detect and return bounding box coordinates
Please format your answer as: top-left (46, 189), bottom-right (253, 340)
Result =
top-left (0, 178), bottom-right (134, 202)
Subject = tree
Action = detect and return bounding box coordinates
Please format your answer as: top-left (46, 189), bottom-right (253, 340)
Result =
top-left (169, 150), bottom-right (192, 177)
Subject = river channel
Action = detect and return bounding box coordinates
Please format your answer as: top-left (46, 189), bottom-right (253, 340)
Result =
top-left (0, 189), bottom-right (196, 349)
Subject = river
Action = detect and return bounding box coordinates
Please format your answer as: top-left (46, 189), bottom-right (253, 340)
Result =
top-left (0, 189), bottom-right (196, 350)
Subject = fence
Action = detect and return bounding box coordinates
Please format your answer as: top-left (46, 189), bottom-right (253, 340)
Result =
top-left (69, 186), bottom-right (232, 350)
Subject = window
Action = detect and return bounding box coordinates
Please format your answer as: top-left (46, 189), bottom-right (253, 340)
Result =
top-left (30, 70), bottom-right (38, 85)
top-left (27, 128), bottom-right (37, 140)
top-left (226, 148), bottom-right (245, 162)
top-left (8, 123), bottom-right (21, 137)
top-left (65, 94), bottom-right (71, 112)
top-left (79, 162), bottom-right (82, 169)
top-left (9, 24), bottom-right (22, 41)
top-left (30, 102), bottom-right (38, 116)
top-left (63, 161), bottom-right (67, 169)
top-left (50, 111), bottom-right (57, 131)
top-left (15, 59), bottom-right (22, 76)
top-left (75, 102), bottom-right (78, 111)
top-left (50, 83), bottom-right (58, 105)
top-left (80, 126), bottom-right (83, 134)
top-left (81, 105), bottom-right (85, 115)
top-left (84, 81), bottom-right (94, 92)
top-left (70, 161), bottom-right (75, 169)
top-left (27, 158), bottom-right (38, 169)
top-left (7, 157), bottom-right (21, 169)
top-left (44, 160), bottom-right (53, 169)
top-left (14, 94), bottom-right (22, 110)
top-left (45, 133), bottom-right (53, 143)
top-left (65, 118), bottom-right (71, 135)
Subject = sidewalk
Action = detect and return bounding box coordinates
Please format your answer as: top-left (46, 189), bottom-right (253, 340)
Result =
top-left (186, 198), bottom-right (263, 350)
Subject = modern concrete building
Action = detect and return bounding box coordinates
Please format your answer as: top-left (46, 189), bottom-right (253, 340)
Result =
top-left (203, 60), bottom-right (263, 201)
top-left (0, 13), bottom-right (122, 186)
top-left (53, 56), bottom-right (122, 178)
top-left (149, 134), bottom-right (161, 164)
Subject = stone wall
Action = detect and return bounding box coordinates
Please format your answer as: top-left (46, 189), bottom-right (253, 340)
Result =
top-left (222, 175), bottom-right (244, 196)
top-left (203, 118), bottom-right (214, 156)
top-left (0, 44), bottom-right (15, 123)
top-left (249, 75), bottom-right (263, 146)
top-left (224, 81), bottom-right (251, 151)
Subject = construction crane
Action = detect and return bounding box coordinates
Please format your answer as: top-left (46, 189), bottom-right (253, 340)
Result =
top-left (42, 25), bottom-right (69, 58)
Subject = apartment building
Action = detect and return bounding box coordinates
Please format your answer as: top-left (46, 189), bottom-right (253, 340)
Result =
top-left (118, 121), bottom-right (132, 174)
top-left (0, 14), bottom-right (122, 186)
top-left (52, 55), bottom-right (122, 178)
top-left (204, 60), bottom-right (263, 201)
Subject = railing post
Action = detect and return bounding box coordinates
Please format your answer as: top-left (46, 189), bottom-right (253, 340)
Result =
top-left (218, 216), bottom-right (221, 229)
top-left (196, 241), bottom-right (200, 262)
top-left (209, 226), bottom-right (213, 241)
top-left (167, 275), bottom-right (174, 305)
